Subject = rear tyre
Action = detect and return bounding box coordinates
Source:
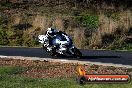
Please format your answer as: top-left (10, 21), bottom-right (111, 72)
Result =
top-left (73, 48), bottom-right (82, 58)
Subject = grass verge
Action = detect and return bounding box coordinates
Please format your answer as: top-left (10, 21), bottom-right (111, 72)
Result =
top-left (0, 58), bottom-right (132, 88)
top-left (0, 62), bottom-right (132, 88)
top-left (0, 74), bottom-right (132, 88)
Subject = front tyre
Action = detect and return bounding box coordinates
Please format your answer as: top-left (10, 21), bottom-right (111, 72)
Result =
top-left (50, 48), bottom-right (58, 57)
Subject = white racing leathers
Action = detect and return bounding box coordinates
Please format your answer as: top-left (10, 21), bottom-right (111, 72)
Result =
top-left (38, 35), bottom-right (52, 52)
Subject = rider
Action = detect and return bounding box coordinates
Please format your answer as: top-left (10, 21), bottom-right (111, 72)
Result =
top-left (45, 27), bottom-right (72, 53)
top-left (45, 28), bottom-right (57, 47)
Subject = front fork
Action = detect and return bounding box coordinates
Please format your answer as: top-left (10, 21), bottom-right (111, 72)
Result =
top-left (68, 46), bottom-right (75, 55)
top-left (58, 45), bottom-right (75, 55)
top-left (57, 45), bottom-right (75, 55)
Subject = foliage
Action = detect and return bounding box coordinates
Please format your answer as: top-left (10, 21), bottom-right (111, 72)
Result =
top-left (76, 14), bottom-right (99, 29)
top-left (0, 2), bottom-right (16, 9)
top-left (0, 28), bottom-right (9, 45)
top-left (0, 25), bottom-right (39, 47)
top-left (0, 0), bottom-right (131, 50)
top-left (105, 11), bottom-right (120, 21)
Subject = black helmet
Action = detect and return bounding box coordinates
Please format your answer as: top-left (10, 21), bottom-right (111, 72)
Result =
top-left (46, 28), bottom-right (57, 37)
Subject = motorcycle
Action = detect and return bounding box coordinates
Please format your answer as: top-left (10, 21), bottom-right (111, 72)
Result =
top-left (38, 34), bottom-right (82, 58)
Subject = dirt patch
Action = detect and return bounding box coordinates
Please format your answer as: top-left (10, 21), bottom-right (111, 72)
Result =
top-left (0, 58), bottom-right (131, 78)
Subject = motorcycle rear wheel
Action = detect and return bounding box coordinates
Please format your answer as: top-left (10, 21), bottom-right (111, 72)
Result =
top-left (72, 48), bottom-right (82, 58)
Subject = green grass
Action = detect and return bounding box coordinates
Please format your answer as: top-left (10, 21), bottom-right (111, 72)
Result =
top-left (0, 66), bottom-right (26, 75)
top-left (76, 14), bottom-right (99, 29)
top-left (0, 75), bottom-right (132, 88)
top-left (0, 66), bottom-right (132, 88)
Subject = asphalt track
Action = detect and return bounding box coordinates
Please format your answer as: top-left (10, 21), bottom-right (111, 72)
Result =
top-left (0, 47), bottom-right (132, 66)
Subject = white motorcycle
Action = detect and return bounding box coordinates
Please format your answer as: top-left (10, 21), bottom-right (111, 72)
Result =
top-left (38, 34), bottom-right (82, 58)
